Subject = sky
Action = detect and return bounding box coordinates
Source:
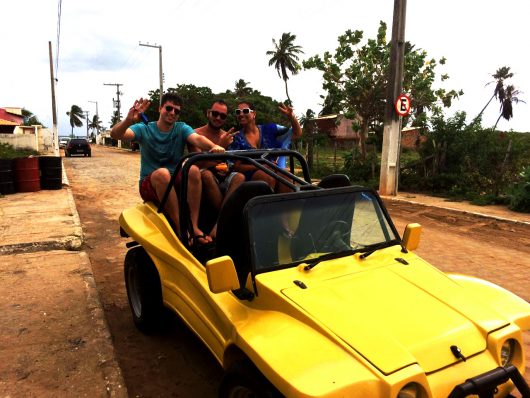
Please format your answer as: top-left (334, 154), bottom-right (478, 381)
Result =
top-left (1, 0), bottom-right (529, 137)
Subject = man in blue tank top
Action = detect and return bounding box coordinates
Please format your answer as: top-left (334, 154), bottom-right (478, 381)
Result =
top-left (111, 93), bottom-right (224, 245)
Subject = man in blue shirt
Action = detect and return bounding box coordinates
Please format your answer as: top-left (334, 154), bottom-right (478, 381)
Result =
top-left (111, 93), bottom-right (224, 245)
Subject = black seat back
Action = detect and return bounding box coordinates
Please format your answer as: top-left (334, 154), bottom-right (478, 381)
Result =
top-left (318, 174), bottom-right (351, 188)
top-left (215, 181), bottom-right (273, 286)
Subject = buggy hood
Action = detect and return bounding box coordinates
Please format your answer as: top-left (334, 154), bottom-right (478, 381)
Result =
top-left (280, 258), bottom-right (508, 375)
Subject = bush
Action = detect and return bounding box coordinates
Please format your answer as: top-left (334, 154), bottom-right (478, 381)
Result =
top-left (342, 149), bottom-right (380, 186)
top-left (0, 142), bottom-right (39, 159)
top-left (509, 167), bottom-right (530, 212)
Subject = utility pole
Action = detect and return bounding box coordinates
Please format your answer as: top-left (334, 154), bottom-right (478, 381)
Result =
top-left (88, 100), bottom-right (99, 138)
top-left (104, 83), bottom-right (123, 123)
top-left (379, 0), bottom-right (407, 196)
top-left (84, 110), bottom-right (90, 138)
top-left (48, 41), bottom-right (59, 156)
top-left (139, 42), bottom-right (163, 106)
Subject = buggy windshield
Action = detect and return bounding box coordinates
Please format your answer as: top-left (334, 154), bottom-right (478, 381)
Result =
top-left (245, 187), bottom-right (400, 272)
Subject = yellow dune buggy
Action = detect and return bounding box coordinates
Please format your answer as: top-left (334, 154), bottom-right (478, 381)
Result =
top-left (119, 150), bottom-right (530, 398)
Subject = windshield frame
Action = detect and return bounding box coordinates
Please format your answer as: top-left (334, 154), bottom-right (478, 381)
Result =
top-left (244, 185), bottom-right (402, 277)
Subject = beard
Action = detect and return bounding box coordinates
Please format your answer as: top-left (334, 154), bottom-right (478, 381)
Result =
top-left (208, 121), bottom-right (222, 131)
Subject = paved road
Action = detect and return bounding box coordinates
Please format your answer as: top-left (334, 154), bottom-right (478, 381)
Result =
top-left (64, 144), bottom-right (530, 396)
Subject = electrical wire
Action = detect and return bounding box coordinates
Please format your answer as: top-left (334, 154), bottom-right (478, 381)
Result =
top-left (55, 0), bottom-right (62, 78)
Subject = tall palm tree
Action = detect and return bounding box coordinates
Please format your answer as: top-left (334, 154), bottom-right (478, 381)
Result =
top-left (66, 105), bottom-right (85, 137)
top-left (299, 109), bottom-right (316, 171)
top-left (21, 108), bottom-right (44, 126)
top-left (234, 79), bottom-right (253, 98)
top-left (493, 85), bottom-right (525, 129)
top-left (88, 114), bottom-right (103, 138)
top-left (475, 66), bottom-right (513, 122)
top-left (266, 32), bottom-right (304, 104)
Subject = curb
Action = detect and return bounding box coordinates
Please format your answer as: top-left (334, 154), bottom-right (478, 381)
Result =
top-left (62, 159), bottom-right (84, 250)
top-left (0, 162), bottom-right (83, 255)
top-left (382, 196), bottom-right (530, 227)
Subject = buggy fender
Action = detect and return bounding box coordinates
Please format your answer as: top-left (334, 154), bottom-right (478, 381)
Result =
top-left (448, 273), bottom-right (530, 331)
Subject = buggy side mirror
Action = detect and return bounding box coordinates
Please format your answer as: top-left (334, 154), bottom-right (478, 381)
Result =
top-left (402, 223), bottom-right (422, 251)
top-left (205, 256), bottom-right (240, 293)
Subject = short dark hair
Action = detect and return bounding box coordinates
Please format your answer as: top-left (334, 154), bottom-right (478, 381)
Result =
top-left (237, 100), bottom-right (255, 110)
top-left (161, 92), bottom-right (183, 107)
top-left (211, 99), bottom-right (228, 108)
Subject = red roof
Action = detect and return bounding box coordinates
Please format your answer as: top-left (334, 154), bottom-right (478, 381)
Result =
top-left (0, 108), bottom-right (23, 125)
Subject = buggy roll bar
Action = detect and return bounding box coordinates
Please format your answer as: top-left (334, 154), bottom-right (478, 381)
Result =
top-left (157, 149), bottom-right (313, 247)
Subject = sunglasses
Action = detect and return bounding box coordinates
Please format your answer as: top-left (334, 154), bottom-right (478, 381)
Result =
top-left (235, 108), bottom-right (254, 116)
top-left (164, 105), bottom-right (181, 115)
top-left (210, 110), bottom-right (227, 120)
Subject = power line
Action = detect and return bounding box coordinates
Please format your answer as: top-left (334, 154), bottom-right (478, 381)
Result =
top-left (55, 0), bottom-right (62, 77)
top-left (104, 83), bottom-right (123, 123)
top-left (139, 42), bottom-right (164, 106)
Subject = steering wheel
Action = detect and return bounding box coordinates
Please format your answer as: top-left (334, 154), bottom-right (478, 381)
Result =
top-left (317, 220), bottom-right (351, 252)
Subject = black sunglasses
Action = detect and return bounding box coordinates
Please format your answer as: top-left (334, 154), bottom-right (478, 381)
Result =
top-left (210, 110), bottom-right (227, 120)
top-left (235, 108), bottom-right (254, 116)
top-left (164, 105), bottom-right (181, 115)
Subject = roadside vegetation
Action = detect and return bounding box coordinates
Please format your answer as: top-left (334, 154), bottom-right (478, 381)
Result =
top-left (0, 142), bottom-right (39, 159)
top-left (55, 23), bottom-right (528, 212)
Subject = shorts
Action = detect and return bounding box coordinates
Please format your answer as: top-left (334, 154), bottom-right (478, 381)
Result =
top-left (139, 169), bottom-right (182, 203)
top-left (204, 167), bottom-right (239, 192)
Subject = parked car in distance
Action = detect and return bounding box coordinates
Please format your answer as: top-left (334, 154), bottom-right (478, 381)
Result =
top-left (130, 140), bottom-right (140, 151)
top-left (65, 138), bottom-right (91, 157)
top-left (59, 136), bottom-right (70, 149)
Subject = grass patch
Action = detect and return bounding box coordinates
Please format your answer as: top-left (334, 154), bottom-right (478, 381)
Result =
top-left (0, 143), bottom-right (39, 159)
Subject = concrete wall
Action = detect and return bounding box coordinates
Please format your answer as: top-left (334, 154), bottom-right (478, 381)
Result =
top-left (0, 126), bottom-right (55, 154)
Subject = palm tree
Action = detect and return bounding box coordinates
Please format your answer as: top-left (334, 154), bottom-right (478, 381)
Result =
top-left (88, 114), bottom-right (103, 138)
top-left (21, 108), bottom-right (44, 126)
top-left (233, 79), bottom-right (253, 98)
top-left (66, 105), bottom-right (85, 137)
top-left (299, 109), bottom-right (316, 171)
top-left (493, 85), bottom-right (525, 129)
top-left (266, 32), bottom-right (304, 104)
top-left (474, 66), bottom-right (513, 122)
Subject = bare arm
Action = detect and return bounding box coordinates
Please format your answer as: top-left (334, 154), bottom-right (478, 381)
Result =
top-left (110, 98), bottom-right (150, 141)
top-left (279, 103), bottom-right (302, 139)
top-left (187, 132), bottom-right (225, 153)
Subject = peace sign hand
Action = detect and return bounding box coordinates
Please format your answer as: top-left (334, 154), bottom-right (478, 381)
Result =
top-left (219, 127), bottom-right (236, 148)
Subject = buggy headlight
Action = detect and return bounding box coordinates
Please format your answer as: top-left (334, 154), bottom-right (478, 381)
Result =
top-left (500, 339), bottom-right (515, 366)
top-left (398, 383), bottom-right (424, 398)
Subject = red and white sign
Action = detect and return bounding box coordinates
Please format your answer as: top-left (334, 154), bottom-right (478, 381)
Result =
top-left (395, 94), bottom-right (411, 116)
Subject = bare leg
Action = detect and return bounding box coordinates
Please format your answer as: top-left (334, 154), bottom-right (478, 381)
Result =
top-left (187, 165), bottom-right (211, 244)
top-left (150, 168), bottom-right (181, 236)
top-left (252, 169), bottom-right (277, 190)
top-left (210, 172), bottom-right (245, 239)
top-left (201, 169), bottom-right (223, 211)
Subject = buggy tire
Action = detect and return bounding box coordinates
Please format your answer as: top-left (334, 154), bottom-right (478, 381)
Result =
top-left (124, 246), bottom-right (165, 334)
top-left (219, 360), bottom-right (282, 398)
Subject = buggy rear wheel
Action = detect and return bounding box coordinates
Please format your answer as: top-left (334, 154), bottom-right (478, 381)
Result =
top-left (124, 246), bottom-right (165, 334)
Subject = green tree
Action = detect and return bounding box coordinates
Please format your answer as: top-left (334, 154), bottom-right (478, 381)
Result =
top-left (266, 32), bottom-right (304, 104)
top-left (21, 109), bottom-right (44, 127)
top-left (304, 21), bottom-right (461, 159)
top-left (474, 66), bottom-right (513, 123)
top-left (66, 105), bottom-right (85, 137)
top-left (299, 109), bottom-right (316, 171)
top-left (233, 79), bottom-right (253, 98)
top-left (110, 110), bottom-right (120, 128)
top-left (493, 84), bottom-right (525, 129)
top-left (88, 115), bottom-right (103, 138)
